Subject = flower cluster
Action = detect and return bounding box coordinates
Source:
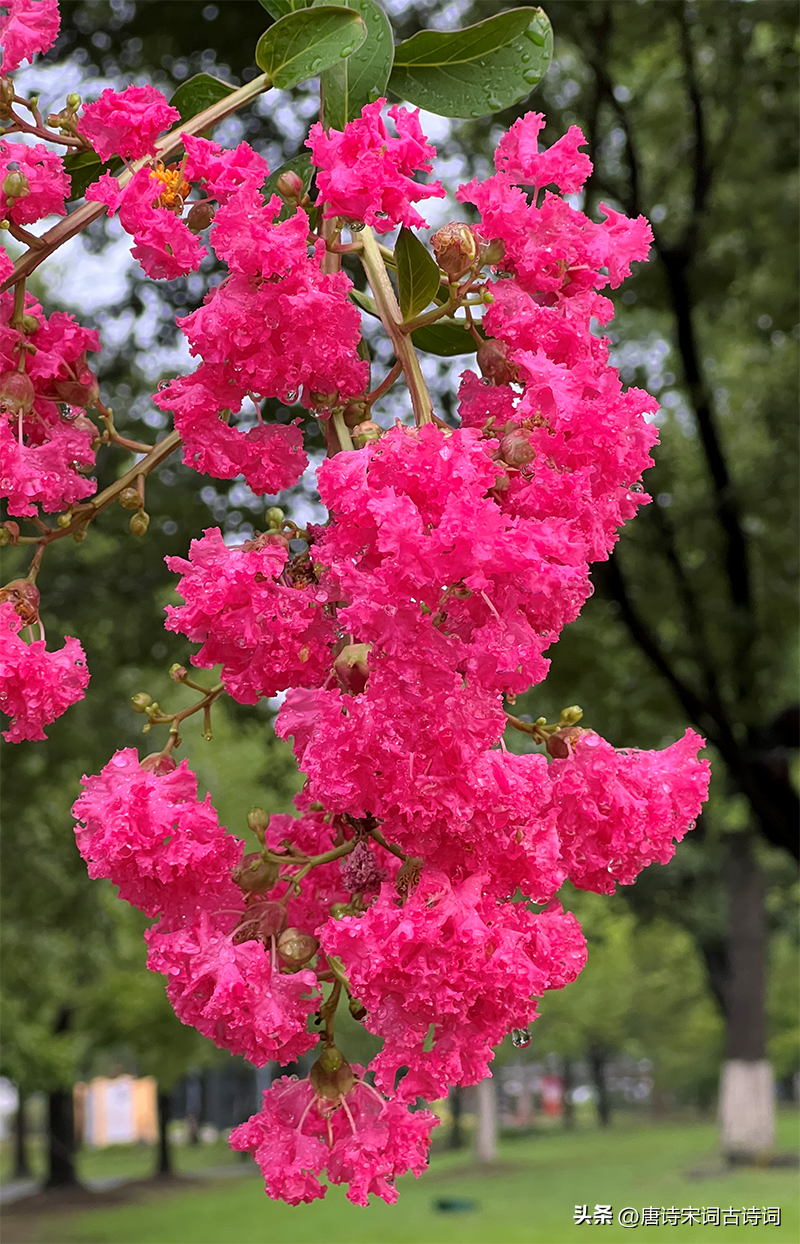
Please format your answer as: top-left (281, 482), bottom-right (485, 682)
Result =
top-left (0, 287), bottom-right (99, 517)
top-left (0, 22), bottom-right (711, 1206)
top-left (0, 600), bottom-right (88, 742)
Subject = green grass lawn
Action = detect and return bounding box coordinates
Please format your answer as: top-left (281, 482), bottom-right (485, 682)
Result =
top-left (4, 1114), bottom-right (798, 1244)
top-left (1, 1136), bottom-right (240, 1186)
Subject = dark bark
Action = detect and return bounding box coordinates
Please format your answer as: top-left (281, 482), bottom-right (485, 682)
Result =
top-left (562, 1058), bottom-right (575, 1130)
top-left (725, 833), bottom-right (767, 1060)
top-left (588, 1045), bottom-right (611, 1128)
top-left (448, 1084), bottom-right (464, 1150)
top-left (13, 1093), bottom-right (32, 1180)
top-left (45, 1089), bottom-right (78, 1189)
top-left (155, 1089), bottom-right (174, 1178)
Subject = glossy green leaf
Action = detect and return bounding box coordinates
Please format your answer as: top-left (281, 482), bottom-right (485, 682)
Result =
top-left (395, 227), bottom-right (441, 322)
top-left (317, 0), bottom-right (393, 130)
top-left (64, 150), bottom-right (105, 201)
top-left (411, 318), bottom-right (483, 356)
top-left (169, 73), bottom-right (235, 123)
top-left (263, 151), bottom-right (315, 220)
top-left (258, 0), bottom-right (313, 17)
top-left (389, 7), bottom-right (553, 119)
top-left (256, 6), bottom-right (367, 91)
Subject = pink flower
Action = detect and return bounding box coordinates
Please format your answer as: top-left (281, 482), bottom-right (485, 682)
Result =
top-left (0, 141), bottom-right (68, 225)
top-left (547, 729), bottom-right (710, 893)
top-left (0, 602), bottom-right (89, 742)
top-left (230, 1068), bottom-right (437, 1206)
top-left (322, 870), bottom-right (586, 1101)
top-left (145, 900), bottom-right (319, 1065)
top-left (77, 84), bottom-right (180, 163)
top-left (165, 527), bottom-right (333, 704)
top-left (87, 165), bottom-right (204, 280)
top-left (495, 112), bottom-right (593, 195)
top-left (0, 0), bottom-right (60, 73)
top-left (0, 415), bottom-right (96, 516)
top-left (72, 748), bottom-right (242, 917)
top-left (182, 134), bottom-right (269, 205)
top-left (308, 99), bottom-right (445, 233)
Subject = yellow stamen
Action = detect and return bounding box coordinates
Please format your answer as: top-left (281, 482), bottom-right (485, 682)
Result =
top-left (151, 161), bottom-right (190, 211)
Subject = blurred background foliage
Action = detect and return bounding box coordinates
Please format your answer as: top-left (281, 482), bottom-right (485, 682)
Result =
top-left (0, 0), bottom-right (797, 1182)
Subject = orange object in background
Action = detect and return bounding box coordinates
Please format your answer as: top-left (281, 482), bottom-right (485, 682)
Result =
top-left (74, 1076), bottom-right (158, 1147)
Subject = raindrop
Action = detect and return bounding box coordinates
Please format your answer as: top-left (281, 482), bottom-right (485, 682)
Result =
top-left (521, 53), bottom-right (532, 64)
top-left (522, 68), bottom-right (540, 85)
top-left (511, 1027), bottom-right (532, 1049)
top-left (283, 390), bottom-right (298, 404)
top-left (525, 28), bottom-right (546, 47)
top-left (629, 481), bottom-right (644, 493)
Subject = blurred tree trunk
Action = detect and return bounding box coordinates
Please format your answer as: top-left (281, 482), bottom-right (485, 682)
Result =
top-left (448, 1084), bottom-right (464, 1149)
top-left (562, 1058), bottom-right (575, 1130)
top-left (588, 1045), bottom-right (611, 1128)
top-left (45, 1089), bottom-right (78, 1188)
top-left (155, 1089), bottom-right (173, 1178)
top-left (13, 1092), bottom-right (31, 1180)
top-left (719, 832), bottom-right (775, 1160)
top-left (474, 1077), bottom-right (497, 1163)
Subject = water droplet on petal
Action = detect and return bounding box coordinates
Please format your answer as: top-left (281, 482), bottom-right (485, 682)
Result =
top-left (511, 1027), bottom-right (532, 1049)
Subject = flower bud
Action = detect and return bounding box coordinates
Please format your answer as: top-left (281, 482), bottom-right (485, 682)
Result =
top-left (499, 427), bottom-right (535, 467)
top-left (431, 222), bottom-right (478, 281)
top-left (185, 200), bottom-right (216, 233)
top-left (57, 512), bottom-right (73, 529)
top-left (334, 642), bottom-right (371, 696)
top-left (66, 93), bottom-right (81, 110)
top-left (140, 751), bottom-right (178, 775)
top-left (131, 692), bottom-right (152, 713)
top-left (2, 169), bottom-right (30, 202)
top-left (342, 399), bottom-right (368, 429)
top-left (130, 511), bottom-right (150, 537)
top-left (232, 851), bottom-right (280, 894)
top-left (72, 524), bottom-right (88, 542)
top-left (352, 420), bottom-right (382, 448)
top-left (118, 487), bottom-right (141, 510)
top-left (309, 390), bottom-right (338, 410)
top-left (276, 927), bottom-right (319, 967)
top-left (276, 170), bottom-right (304, 201)
top-left (169, 663), bottom-right (187, 682)
top-left (477, 234), bottom-right (506, 269)
top-left (265, 506), bottom-right (284, 529)
top-left (21, 313), bottom-right (39, 335)
top-left (545, 726), bottom-right (587, 759)
top-left (0, 369), bottom-right (35, 415)
top-left (232, 899), bottom-right (286, 945)
top-left (0, 528), bottom-right (10, 547)
top-left (477, 338), bottom-right (518, 386)
top-left (246, 806), bottom-right (270, 843)
top-left (0, 578), bottom-right (39, 625)
top-left (310, 1045), bottom-right (355, 1100)
top-left (49, 366), bottom-right (100, 408)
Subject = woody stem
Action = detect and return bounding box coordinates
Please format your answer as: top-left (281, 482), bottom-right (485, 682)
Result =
top-left (360, 227), bottom-right (433, 427)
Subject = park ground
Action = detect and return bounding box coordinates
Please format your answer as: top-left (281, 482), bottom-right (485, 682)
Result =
top-left (1, 1113), bottom-right (798, 1244)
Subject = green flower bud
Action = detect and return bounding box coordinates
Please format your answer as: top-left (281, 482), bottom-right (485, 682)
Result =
top-left (130, 510), bottom-right (150, 537)
top-left (131, 692), bottom-right (152, 713)
top-left (265, 506), bottom-right (284, 529)
top-left (2, 169), bottom-right (29, 202)
top-left (118, 486), bottom-right (141, 510)
top-left (352, 420), bottom-right (382, 449)
top-left (232, 851), bottom-right (279, 894)
top-left (57, 512), bottom-right (73, 529)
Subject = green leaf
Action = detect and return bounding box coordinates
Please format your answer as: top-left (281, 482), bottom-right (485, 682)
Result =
top-left (317, 0), bottom-right (393, 131)
top-left (263, 151), bottom-right (315, 220)
top-left (388, 7), bottom-right (553, 119)
top-left (349, 287), bottom-right (380, 317)
top-left (394, 227), bottom-right (441, 322)
top-left (169, 73), bottom-right (235, 123)
top-left (256, 6), bottom-right (367, 92)
top-left (258, 0), bottom-right (313, 17)
top-left (412, 318), bottom-right (483, 356)
top-left (64, 150), bottom-right (104, 201)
